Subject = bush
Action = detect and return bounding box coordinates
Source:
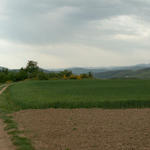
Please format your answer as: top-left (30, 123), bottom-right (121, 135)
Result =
top-left (37, 72), bottom-right (48, 80)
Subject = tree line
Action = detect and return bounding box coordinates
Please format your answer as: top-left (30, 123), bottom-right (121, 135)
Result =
top-left (0, 61), bottom-right (93, 83)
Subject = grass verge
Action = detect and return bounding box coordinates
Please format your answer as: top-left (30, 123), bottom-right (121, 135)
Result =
top-left (0, 84), bottom-right (6, 91)
top-left (0, 86), bottom-right (35, 150)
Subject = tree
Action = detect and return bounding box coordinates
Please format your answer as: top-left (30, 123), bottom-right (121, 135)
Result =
top-left (25, 61), bottom-right (39, 78)
top-left (1, 68), bottom-right (8, 74)
top-left (80, 73), bottom-right (89, 79)
top-left (16, 68), bottom-right (28, 81)
top-left (88, 72), bottom-right (93, 78)
top-left (0, 72), bottom-right (7, 83)
top-left (59, 70), bottom-right (72, 79)
top-left (37, 72), bottom-right (48, 80)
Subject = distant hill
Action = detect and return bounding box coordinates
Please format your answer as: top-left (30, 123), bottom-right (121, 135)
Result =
top-left (48, 64), bottom-right (150, 75)
top-left (67, 67), bottom-right (107, 74)
top-left (65, 64), bottom-right (150, 75)
top-left (48, 67), bottom-right (108, 74)
top-left (95, 68), bottom-right (150, 79)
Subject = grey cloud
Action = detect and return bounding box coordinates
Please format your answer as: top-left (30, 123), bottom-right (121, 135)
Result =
top-left (1, 0), bottom-right (150, 68)
top-left (0, 0), bottom-right (150, 46)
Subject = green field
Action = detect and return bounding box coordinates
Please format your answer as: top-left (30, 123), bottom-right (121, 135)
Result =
top-left (1, 79), bottom-right (150, 110)
top-left (0, 84), bottom-right (5, 91)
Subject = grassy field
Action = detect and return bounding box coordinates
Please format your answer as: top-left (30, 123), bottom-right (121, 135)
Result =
top-left (0, 84), bottom-right (5, 91)
top-left (1, 79), bottom-right (150, 110)
top-left (0, 86), bottom-right (3, 91)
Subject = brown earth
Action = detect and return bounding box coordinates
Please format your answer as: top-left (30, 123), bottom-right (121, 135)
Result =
top-left (13, 108), bottom-right (150, 150)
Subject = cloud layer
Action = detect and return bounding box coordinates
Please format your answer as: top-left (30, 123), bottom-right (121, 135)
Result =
top-left (0, 0), bottom-right (150, 68)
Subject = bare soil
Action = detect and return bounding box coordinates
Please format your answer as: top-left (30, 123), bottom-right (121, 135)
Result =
top-left (13, 108), bottom-right (150, 150)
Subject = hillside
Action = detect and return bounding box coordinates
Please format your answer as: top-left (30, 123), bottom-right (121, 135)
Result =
top-left (48, 64), bottom-right (150, 75)
top-left (95, 68), bottom-right (150, 79)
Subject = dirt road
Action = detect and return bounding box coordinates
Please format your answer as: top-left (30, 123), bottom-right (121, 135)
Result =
top-left (0, 85), bottom-right (15, 150)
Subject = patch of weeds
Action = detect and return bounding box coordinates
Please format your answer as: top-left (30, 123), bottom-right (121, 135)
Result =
top-left (1, 113), bottom-right (35, 150)
top-left (12, 135), bottom-right (34, 150)
top-left (72, 127), bottom-right (77, 131)
top-left (8, 130), bottom-right (24, 136)
top-left (1, 115), bottom-right (18, 131)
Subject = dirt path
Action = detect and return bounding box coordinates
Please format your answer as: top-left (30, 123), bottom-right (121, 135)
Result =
top-left (0, 85), bottom-right (15, 150)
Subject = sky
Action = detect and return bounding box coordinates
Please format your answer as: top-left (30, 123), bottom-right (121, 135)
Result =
top-left (1, 0), bottom-right (150, 69)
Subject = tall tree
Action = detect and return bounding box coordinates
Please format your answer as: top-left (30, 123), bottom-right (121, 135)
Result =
top-left (26, 60), bottom-right (39, 78)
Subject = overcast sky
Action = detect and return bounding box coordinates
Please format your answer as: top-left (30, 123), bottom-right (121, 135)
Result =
top-left (1, 0), bottom-right (150, 69)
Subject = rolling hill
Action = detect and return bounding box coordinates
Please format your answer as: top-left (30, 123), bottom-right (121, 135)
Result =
top-left (50, 64), bottom-right (150, 75)
top-left (95, 68), bottom-right (150, 79)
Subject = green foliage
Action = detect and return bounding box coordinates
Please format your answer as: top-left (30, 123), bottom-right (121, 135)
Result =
top-left (4, 79), bottom-right (150, 109)
top-left (16, 68), bottom-right (28, 81)
top-left (0, 61), bottom-right (92, 83)
top-left (58, 70), bottom-right (73, 78)
top-left (0, 85), bottom-right (5, 91)
top-left (0, 72), bottom-right (7, 83)
top-left (12, 136), bottom-right (35, 150)
top-left (37, 72), bottom-right (49, 80)
top-left (26, 61), bottom-right (39, 78)
top-left (48, 72), bottom-right (59, 79)
top-left (80, 73), bottom-right (89, 79)
top-left (88, 72), bottom-right (93, 78)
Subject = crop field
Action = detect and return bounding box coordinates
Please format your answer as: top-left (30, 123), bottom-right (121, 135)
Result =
top-left (1, 79), bottom-right (150, 150)
top-left (3, 79), bottom-right (150, 110)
